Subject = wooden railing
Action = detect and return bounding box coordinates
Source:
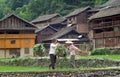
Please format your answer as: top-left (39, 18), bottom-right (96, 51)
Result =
top-left (0, 34), bottom-right (36, 39)
top-left (104, 31), bottom-right (114, 37)
top-left (94, 33), bottom-right (103, 38)
top-left (100, 21), bottom-right (112, 27)
top-left (113, 20), bottom-right (120, 26)
top-left (115, 31), bottom-right (120, 36)
top-left (94, 20), bottom-right (119, 28)
top-left (94, 31), bottom-right (115, 38)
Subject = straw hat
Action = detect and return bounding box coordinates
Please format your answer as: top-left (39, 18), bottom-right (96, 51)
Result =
top-left (65, 40), bottom-right (73, 44)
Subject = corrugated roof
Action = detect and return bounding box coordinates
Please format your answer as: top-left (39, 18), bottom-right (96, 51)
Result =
top-left (89, 6), bottom-right (120, 20)
top-left (31, 13), bottom-right (60, 23)
top-left (65, 6), bottom-right (91, 18)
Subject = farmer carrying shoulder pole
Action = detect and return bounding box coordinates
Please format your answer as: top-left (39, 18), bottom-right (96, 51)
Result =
top-left (65, 40), bottom-right (82, 68)
top-left (49, 39), bottom-right (59, 70)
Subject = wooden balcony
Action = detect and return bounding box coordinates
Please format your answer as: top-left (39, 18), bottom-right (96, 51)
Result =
top-left (101, 21), bottom-right (112, 27)
top-left (104, 31), bottom-right (114, 37)
top-left (94, 33), bottom-right (103, 38)
top-left (93, 24), bottom-right (103, 29)
top-left (0, 34), bottom-right (36, 39)
top-left (113, 20), bottom-right (120, 26)
top-left (94, 31), bottom-right (115, 38)
top-left (115, 31), bottom-right (120, 36)
top-left (93, 21), bottom-right (112, 29)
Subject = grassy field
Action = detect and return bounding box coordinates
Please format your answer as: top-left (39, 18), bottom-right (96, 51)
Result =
top-left (0, 65), bottom-right (120, 72)
top-left (77, 55), bottom-right (120, 60)
top-left (0, 66), bottom-right (84, 72)
top-left (0, 55), bottom-right (119, 72)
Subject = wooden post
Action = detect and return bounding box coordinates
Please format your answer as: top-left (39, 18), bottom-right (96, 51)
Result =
top-left (4, 49), bottom-right (6, 58)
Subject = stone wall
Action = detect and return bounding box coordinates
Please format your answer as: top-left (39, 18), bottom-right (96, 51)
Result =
top-left (0, 58), bottom-right (119, 68)
top-left (0, 69), bottom-right (120, 77)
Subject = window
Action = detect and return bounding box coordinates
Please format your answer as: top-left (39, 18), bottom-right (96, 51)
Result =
top-left (24, 48), bottom-right (29, 54)
top-left (118, 37), bottom-right (120, 43)
top-left (0, 31), bottom-right (4, 34)
top-left (25, 39), bottom-right (30, 44)
top-left (11, 40), bottom-right (16, 44)
top-left (6, 31), bottom-right (19, 34)
top-left (114, 27), bottom-right (120, 32)
top-left (98, 39), bottom-right (103, 44)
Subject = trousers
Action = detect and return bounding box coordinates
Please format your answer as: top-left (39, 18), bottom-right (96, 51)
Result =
top-left (70, 55), bottom-right (76, 68)
top-left (49, 54), bottom-right (56, 69)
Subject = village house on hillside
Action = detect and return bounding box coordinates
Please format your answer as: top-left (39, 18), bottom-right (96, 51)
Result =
top-left (48, 17), bottom-right (67, 30)
top-left (65, 6), bottom-right (91, 34)
top-left (0, 14), bottom-right (36, 58)
top-left (31, 13), bottom-right (62, 27)
top-left (35, 25), bottom-right (58, 43)
top-left (33, 7), bottom-right (94, 51)
top-left (89, 5), bottom-right (120, 48)
top-left (35, 16), bottom-right (67, 44)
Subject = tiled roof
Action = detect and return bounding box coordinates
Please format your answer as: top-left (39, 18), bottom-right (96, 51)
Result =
top-left (49, 17), bottom-right (67, 25)
top-left (43, 25), bottom-right (78, 41)
top-left (65, 6), bottom-right (91, 18)
top-left (100, 0), bottom-right (120, 8)
top-left (0, 13), bottom-right (36, 27)
top-left (0, 13), bottom-right (36, 29)
top-left (31, 13), bottom-right (60, 23)
top-left (35, 25), bottom-right (58, 33)
top-left (89, 6), bottom-right (120, 20)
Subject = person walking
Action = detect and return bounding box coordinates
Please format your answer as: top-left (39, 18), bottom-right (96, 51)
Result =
top-left (49, 39), bottom-right (58, 70)
top-left (65, 40), bottom-right (81, 68)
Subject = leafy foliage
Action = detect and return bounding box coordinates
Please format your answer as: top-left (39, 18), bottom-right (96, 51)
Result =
top-left (33, 44), bottom-right (46, 54)
top-left (55, 44), bottom-right (68, 57)
top-left (91, 48), bottom-right (120, 55)
top-left (91, 48), bottom-right (111, 55)
top-left (0, 0), bottom-right (108, 21)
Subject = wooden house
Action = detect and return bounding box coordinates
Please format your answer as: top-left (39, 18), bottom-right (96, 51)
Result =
top-left (65, 6), bottom-right (91, 33)
top-left (89, 6), bottom-right (120, 48)
top-left (0, 14), bottom-right (36, 58)
top-left (32, 13), bottom-right (61, 27)
top-left (35, 16), bottom-right (67, 43)
top-left (35, 25), bottom-right (58, 43)
top-left (49, 17), bottom-right (67, 30)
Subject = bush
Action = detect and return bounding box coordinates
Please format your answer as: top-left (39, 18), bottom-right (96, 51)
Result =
top-left (91, 48), bottom-right (111, 55)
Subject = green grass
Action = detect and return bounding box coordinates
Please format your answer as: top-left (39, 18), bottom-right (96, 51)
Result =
top-left (0, 55), bottom-right (120, 72)
top-left (76, 55), bottom-right (120, 60)
top-left (0, 65), bottom-right (85, 72)
top-left (0, 66), bottom-right (48, 72)
top-left (0, 65), bottom-right (119, 72)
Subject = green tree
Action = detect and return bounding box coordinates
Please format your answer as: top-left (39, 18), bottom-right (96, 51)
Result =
top-left (0, 0), bottom-right (108, 21)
